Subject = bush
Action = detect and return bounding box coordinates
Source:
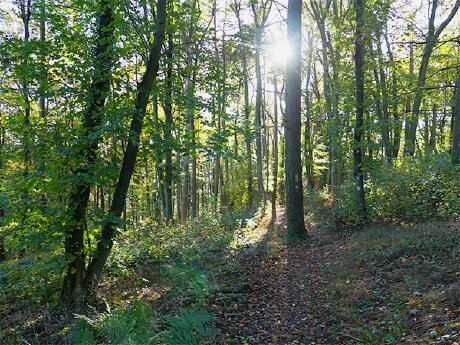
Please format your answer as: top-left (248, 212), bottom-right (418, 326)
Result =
top-left (368, 155), bottom-right (460, 221)
top-left (309, 154), bottom-right (460, 229)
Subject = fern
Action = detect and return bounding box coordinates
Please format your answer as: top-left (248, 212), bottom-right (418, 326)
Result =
top-left (68, 302), bottom-right (218, 345)
top-left (69, 301), bottom-right (161, 345)
top-left (162, 309), bottom-right (219, 345)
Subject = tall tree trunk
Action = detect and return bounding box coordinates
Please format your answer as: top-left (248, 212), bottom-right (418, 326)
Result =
top-left (145, 165), bottom-right (151, 216)
top-left (271, 77), bottom-right (279, 221)
top-left (404, 0), bottom-right (460, 156)
top-left (212, 0), bottom-right (221, 209)
top-left (39, 0), bottom-right (47, 119)
top-left (375, 28), bottom-right (391, 161)
top-left (353, 0), bottom-right (366, 217)
top-left (61, 0), bottom-right (115, 302)
top-left (164, 35), bottom-right (174, 221)
top-left (429, 106), bottom-right (437, 153)
top-left (251, 0), bottom-right (272, 206)
top-left (285, 0), bottom-right (308, 239)
top-left (181, 7), bottom-right (196, 221)
top-left (452, 67), bottom-right (460, 165)
top-left (0, 124), bottom-right (5, 262)
top-left (83, 0), bottom-right (167, 299)
top-left (153, 85), bottom-right (166, 219)
top-left (18, 0), bottom-right (32, 242)
top-left (191, 125), bottom-right (198, 217)
top-left (243, 54), bottom-right (253, 209)
top-left (234, 3), bottom-right (254, 209)
top-left (308, 1), bottom-right (336, 191)
top-left (304, 30), bottom-right (315, 189)
top-left (254, 28), bottom-right (264, 206)
top-left (383, 29), bottom-right (401, 158)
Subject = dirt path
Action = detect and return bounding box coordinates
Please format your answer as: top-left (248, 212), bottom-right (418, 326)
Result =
top-left (207, 207), bottom-right (349, 344)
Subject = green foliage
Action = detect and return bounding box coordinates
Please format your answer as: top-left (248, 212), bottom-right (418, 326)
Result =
top-left (106, 209), bottom-right (252, 278)
top-left (161, 264), bottom-right (212, 306)
top-left (69, 301), bottom-right (217, 345)
top-left (162, 309), bottom-right (218, 345)
top-left (368, 155), bottom-right (460, 220)
top-left (309, 155), bottom-right (460, 229)
top-left (0, 252), bottom-right (64, 305)
top-left (70, 301), bottom-right (160, 345)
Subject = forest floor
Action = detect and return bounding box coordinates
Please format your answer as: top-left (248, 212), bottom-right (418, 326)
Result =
top-left (1, 206), bottom-right (459, 344)
top-left (206, 206), bottom-right (460, 345)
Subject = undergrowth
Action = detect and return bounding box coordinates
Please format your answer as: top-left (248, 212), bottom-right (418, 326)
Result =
top-left (328, 221), bottom-right (460, 344)
top-left (305, 155), bottom-right (460, 230)
top-left (69, 300), bottom-right (218, 345)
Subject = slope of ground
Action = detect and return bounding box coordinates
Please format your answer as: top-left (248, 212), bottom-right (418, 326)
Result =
top-left (207, 207), bottom-right (460, 345)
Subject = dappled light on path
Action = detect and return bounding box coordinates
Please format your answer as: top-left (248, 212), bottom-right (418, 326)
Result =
top-left (207, 205), bottom-right (347, 344)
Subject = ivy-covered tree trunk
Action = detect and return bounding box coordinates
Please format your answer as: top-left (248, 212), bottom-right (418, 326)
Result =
top-left (353, 0), bottom-right (366, 217)
top-left (83, 0), bottom-right (167, 299)
top-left (285, 0), bottom-right (308, 239)
top-left (61, 0), bottom-right (115, 302)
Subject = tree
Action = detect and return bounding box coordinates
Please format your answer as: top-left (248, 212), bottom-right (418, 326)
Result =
top-left (60, 0), bottom-right (168, 302)
top-left (233, 0), bottom-right (254, 209)
top-left (83, 0), bottom-right (167, 299)
top-left (452, 67), bottom-right (460, 165)
top-left (251, 0), bottom-right (272, 206)
top-left (284, 0), bottom-right (308, 239)
top-left (404, 0), bottom-right (460, 156)
top-left (61, 0), bottom-right (116, 302)
top-left (353, 0), bottom-right (366, 217)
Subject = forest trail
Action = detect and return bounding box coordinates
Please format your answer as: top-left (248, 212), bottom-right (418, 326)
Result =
top-left (207, 206), bottom-right (349, 344)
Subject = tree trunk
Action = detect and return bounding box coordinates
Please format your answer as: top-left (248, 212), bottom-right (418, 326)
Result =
top-left (452, 67), bottom-right (460, 165)
top-left (353, 0), bottom-right (366, 217)
top-left (153, 85), bottom-right (166, 219)
top-left (251, 0), bottom-right (272, 206)
top-left (304, 30), bottom-right (314, 189)
top-left (375, 28), bottom-right (391, 161)
top-left (82, 0), bottom-right (167, 300)
top-left (164, 35), bottom-right (174, 221)
top-left (243, 53), bottom-right (254, 209)
top-left (272, 77), bottom-right (279, 221)
top-left (285, 0), bottom-right (308, 239)
top-left (61, 0), bottom-right (115, 302)
top-left (404, 0), bottom-right (460, 156)
top-left (255, 30), bottom-right (264, 206)
top-left (383, 29), bottom-right (401, 158)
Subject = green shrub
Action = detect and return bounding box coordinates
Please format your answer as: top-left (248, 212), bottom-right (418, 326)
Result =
top-left (368, 155), bottom-right (460, 221)
top-left (309, 154), bottom-right (460, 229)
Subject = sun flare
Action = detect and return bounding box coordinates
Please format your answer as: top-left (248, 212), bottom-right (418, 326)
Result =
top-left (268, 40), bottom-right (292, 66)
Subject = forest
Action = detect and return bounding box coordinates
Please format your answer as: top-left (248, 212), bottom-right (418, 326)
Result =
top-left (0, 0), bottom-right (459, 343)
